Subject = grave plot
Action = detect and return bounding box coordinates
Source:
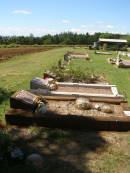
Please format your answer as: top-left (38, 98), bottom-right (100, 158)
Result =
top-left (65, 51), bottom-right (90, 60)
top-left (4, 51), bottom-right (130, 131)
top-left (108, 53), bottom-right (130, 68)
top-left (108, 58), bottom-right (130, 68)
top-left (30, 78), bottom-right (124, 103)
top-left (116, 59), bottom-right (130, 68)
top-left (95, 51), bottom-right (112, 55)
top-left (5, 90), bottom-right (130, 131)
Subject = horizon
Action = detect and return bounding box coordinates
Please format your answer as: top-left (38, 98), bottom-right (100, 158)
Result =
top-left (0, 0), bottom-right (130, 36)
top-left (0, 32), bottom-right (129, 38)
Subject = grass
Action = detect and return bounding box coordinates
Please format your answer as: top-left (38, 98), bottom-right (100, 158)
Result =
top-left (0, 47), bottom-right (70, 121)
top-left (1, 47), bottom-right (130, 173)
top-left (68, 50), bottom-right (130, 104)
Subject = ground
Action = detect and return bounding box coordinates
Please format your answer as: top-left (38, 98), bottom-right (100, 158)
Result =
top-left (1, 47), bottom-right (130, 173)
top-left (0, 46), bottom-right (54, 62)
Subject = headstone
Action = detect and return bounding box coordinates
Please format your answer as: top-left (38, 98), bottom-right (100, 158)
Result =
top-left (10, 90), bottom-right (45, 112)
top-left (30, 77), bottom-right (58, 91)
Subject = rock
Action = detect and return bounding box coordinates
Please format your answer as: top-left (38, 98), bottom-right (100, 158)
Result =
top-left (94, 104), bottom-right (101, 111)
top-left (26, 153), bottom-right (44, 170)
top-left (10, 147), bottom-right (24, 160)
top-left (35, 102), bottom-right (47, 114)
top-left (49, 83), bottom-right (58, 90)
top-left (101, 104), bottom-right (114, 113)
top-left (76, 98), bottom-right (92, 110)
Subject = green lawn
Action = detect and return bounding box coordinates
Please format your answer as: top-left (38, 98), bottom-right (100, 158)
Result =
top-left (1, 47), bottom-right (130, 121)
top-left (1, 47), bottom-right (130, 173)
top-left (69, 50), bottom-right (130, 104)
top-left (0, 47), bottom-right (70, 121)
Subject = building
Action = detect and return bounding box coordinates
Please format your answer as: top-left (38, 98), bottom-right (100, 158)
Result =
top-left (98, 38), bottom-right (128, 50)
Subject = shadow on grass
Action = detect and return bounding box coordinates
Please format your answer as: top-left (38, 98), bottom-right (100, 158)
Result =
top-left (4, 127), bottom-right (108, 173)
top-left (0, 88), bottom-right (14, 105)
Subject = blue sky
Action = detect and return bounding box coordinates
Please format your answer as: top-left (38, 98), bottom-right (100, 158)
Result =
top-left (0, 0), bottom-right (130, 36)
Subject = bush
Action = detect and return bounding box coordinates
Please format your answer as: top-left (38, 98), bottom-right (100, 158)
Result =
top-left (49, 64), bottom-right (99, 83)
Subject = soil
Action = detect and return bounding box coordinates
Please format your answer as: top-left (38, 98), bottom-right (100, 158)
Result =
top-left (46, 100), bottom-right (124, 117)
top-left (0, 46), bottom-right (54, 62)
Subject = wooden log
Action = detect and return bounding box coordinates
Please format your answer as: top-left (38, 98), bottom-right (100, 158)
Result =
top-left (5, 108), bottom-right (130, 131)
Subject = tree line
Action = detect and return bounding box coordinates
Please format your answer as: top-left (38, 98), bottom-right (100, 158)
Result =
top-left (0, 32), bottom-right (130, 46)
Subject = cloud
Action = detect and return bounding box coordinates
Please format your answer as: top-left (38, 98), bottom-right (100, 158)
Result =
top-left (68, 22), bottom-right (123, 34)
top-left (0, 23), bottom-right (126, 36)
top-left (61, 19), bottom-right (70, 24)
top-left (85, 22), bottom-right (116, 32)
top-left (106, 25), bottom-right (114, 29)
top-left (70, 28), bottom-right (81, 33)
top-left (12, 10), bottom-right (31, 15)
top-left (96, 21), bottom-right (104, 24)
top-left (81, 25), bottom-right (87, 28)
top-left (0, 27), bottom-right (58, 36)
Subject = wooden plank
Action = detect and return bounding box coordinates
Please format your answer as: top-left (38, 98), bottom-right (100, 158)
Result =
top-left (30, 89), bottom-right (124, 103)
top-left (50, 91), bottom-right (124, 99)
top-left (111, 86), bottom-right (119, 96)
top-left (5, 108), bottom-right (130, 131)
top-left (40, 95), bottom-right (76, 101)
top-left (57, 82), bottom-right (116, 88)
top-left (95, 51), bottom-right (112, 55)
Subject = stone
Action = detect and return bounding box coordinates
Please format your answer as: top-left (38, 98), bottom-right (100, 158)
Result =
top-left (26, 153), bottom-right (44, 170)
top-left (49, 83), bottom-right (58, 90)
top-left (10, 147), bottom-right (24, 160)
top-left (75, 98), bottom-right (92, 110)
top-left (94, 104), bottom-right (101, 111)
top-left (101, 104), bottom-right (114, 113)
top-left (35, 102), bottom-right (47, 114)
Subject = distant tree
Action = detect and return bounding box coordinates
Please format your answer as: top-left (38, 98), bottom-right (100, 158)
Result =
top-left (0, 32), bottom-right (128, 46)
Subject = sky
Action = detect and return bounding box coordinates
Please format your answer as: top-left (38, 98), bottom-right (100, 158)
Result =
top-left (0, 0), bottom-right (130, 36)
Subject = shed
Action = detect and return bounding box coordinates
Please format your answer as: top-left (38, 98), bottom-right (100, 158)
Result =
top-left (98, 38), bottom-right (128, 50)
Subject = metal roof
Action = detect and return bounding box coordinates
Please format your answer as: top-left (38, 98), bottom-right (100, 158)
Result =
top-left (99, 38), bottom-right (127, 43)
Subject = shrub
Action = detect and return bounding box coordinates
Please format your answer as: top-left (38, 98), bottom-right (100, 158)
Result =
top-left (49, 64), bottom-right (99, 83)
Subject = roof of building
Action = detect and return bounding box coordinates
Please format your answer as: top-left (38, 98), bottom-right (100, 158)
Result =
top-left (99, 38), bottom-right (128, 43)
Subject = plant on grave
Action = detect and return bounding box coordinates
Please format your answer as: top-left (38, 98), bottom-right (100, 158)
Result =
top-left (49, 64), bottom-right (99, 83)
top-left (68, 66), bottom-right (99, 83)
